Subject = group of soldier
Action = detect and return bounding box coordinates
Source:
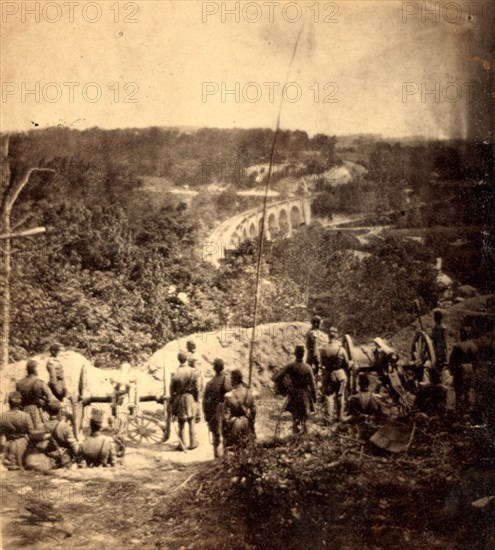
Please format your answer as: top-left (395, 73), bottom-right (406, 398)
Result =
top-left (274, 319), bottom-right (352, 435)
top-left (0, 344), bottom-right (115, 471)
top-left (0, 313), bottom-right (482, 468)
top-left (274, 312), bottom-right (482, 437)
top-left (170, 340), bottom-right (256, 458)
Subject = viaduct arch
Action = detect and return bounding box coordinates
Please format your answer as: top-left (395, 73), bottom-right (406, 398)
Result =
top-left (204, 196), bottom-right (312, 266)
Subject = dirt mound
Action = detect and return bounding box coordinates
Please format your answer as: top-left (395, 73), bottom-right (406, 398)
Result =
top-left (1, 322), bottom-right (312, 406)
top-left (144, 321), bottom-right (313, 397)
top-left (1, 351), bottom-right (99, 404)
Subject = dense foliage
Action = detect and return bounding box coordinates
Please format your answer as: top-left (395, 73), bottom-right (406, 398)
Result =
top-left (269, 227), bottom-right (439, 338)
top-left (6, 127), bottom-right (338, 189)
top-left (2, 127), bottom-right (490, 365)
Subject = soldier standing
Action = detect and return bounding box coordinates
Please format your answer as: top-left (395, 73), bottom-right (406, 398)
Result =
top-left (187, 340), bottom-right (203, 422)
top-left (449, 327), bottom-right (479, 411)
top-left (46, 342), bottom-right (68, 401)
top-left (274, 345), bottom-right (316, 434)
top-left (16, 359), bottom-right (57, 428)
top-left (431, 310), bottom-right (447, 370)
top-left (223, 370), bottom-right (256, 451)
top-left (0, 391), bottom-right (34, 470)
top-left (320, 327), bottom-right (349, 424)
top-left (203, 358), bottom-right (232, 458)
top-left (306, 315), bottom-right (324, 378)
top-left (170, 352), bottom-right (201, 450)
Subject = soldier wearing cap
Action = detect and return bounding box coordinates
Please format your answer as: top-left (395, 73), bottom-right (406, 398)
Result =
top-left (186, 340), bottom-right (204, 419)
top-left (16, 359), bottom-right (57, 428)
top-left (0, 391), bottom-right (34, 470)
top-left (274, 345), bottom-right (317, 434)
top-left (80, 409), bottom-right (116, 467)
top-left (170, 352), bottom-right (201, 450)
top-left (203, 358), bottom-right (232, 458)
top-left (46, 342), bottom-right (68, 401)
top-left (44, 400), bottom-right (79, 464)
top-left (320, 326), bottom-right (350, 424)
top-left (223, 369), bottom-right (256, 451)
top-left (306, 315), bottom-right (326, 378)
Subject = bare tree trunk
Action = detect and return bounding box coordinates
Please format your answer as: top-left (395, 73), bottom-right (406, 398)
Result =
top-left (0, 134), bottom-right (53, 369)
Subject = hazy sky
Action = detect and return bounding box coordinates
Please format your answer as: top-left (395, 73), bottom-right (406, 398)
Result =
top-left (1, 0), bottom-right (492, 138)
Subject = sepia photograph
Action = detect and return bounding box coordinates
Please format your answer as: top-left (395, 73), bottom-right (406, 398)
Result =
top-left (0, 0), bottom-right (494, 548)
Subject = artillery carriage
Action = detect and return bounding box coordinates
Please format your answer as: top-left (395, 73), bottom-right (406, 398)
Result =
top-left (75, 364), bottom-right (172, 447)
top-left (343, 329), bottom-right (437, 412)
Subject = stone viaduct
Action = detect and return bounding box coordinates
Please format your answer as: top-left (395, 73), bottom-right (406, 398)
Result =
top-left (204, 196), bottom-right (312, 266)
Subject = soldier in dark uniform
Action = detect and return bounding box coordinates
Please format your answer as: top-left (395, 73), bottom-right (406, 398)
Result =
top-left (0, 391), bottom-right (34, 470)
top-left (16, 359), bottom-right (57, 428)
top-left (203, 358), bottom-right (232, 458)
top-left (274, 345), bottom-right (317, 434)
top-left (186, 340), bottom-right (203, 423)
top-left (306, 315), bottom-right (323, 378)
top-left (449, 327), bottom-right (479, 411)
top-left (170, 352), bottom-right (201, 450)
top-left (223, 370), bottom-right (256, 451)
top-left (44, 400), bottom-right (79, 466)
top-left (320, 327), bottom-right (349, 424)
top-left (46, 342), bottom-right (68, 401)
top-left (80, 410), bottom-right (116, 467)
top-left (347, 373), bottom-right (383, 419)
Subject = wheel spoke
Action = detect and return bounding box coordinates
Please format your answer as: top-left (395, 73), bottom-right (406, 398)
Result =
top-left (125, 415), bottom-right (164, 444)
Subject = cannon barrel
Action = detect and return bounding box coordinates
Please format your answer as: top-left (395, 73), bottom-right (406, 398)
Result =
top-left (82, 394), bottom-right (164, 406)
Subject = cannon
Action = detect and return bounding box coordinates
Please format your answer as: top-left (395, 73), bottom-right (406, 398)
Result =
top-left (343, 329), bottom-right (437, 411)
top-left (75, 363), bottom-right (172, 445)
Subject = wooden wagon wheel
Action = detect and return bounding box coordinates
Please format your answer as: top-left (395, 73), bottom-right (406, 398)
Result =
top-left (411, 331), bottom-right (436, 369)
top-left (127, 413), bottom-right (165, 444)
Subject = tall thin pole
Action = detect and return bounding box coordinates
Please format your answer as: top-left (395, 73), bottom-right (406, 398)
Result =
top-left (247, 23), bottom-right (307, 387)
top-left (1, 210), bottom-right (11, 368)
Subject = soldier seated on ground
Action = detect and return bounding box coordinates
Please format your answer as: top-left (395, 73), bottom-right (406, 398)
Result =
top-left (80, 413), bottom-right (116, 468)
top-left (346, 374), bottom-right (383, 421)
top-left (16, 359), bottom-right (58, 429)
top-left (374, 384), bottom-right (401, 420)
top-left (0, 391), bottom-right (35, 470)
top-left (43, 400), bottom-right (79, 467)
top-left (23, 401), bottom-right (79, 471)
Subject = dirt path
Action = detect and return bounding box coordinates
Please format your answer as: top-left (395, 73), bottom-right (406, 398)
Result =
top-left (1, 432), bottom-right (228, 549)
top-left (0, 393), bottom-right (289, 550)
